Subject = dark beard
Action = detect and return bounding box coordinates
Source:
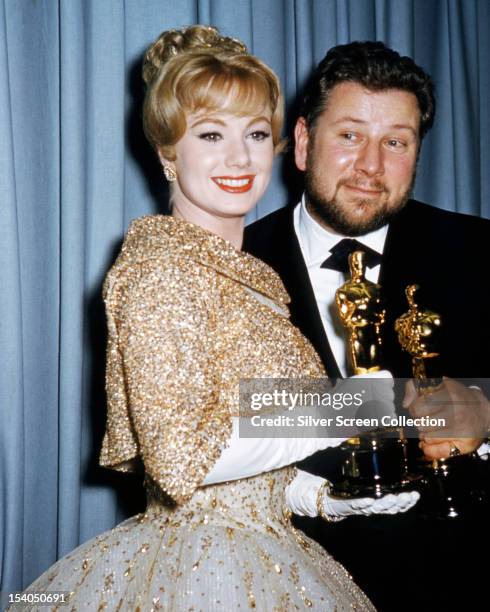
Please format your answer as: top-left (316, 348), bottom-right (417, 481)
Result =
top-left (305, 171), bottom-right (414, 237)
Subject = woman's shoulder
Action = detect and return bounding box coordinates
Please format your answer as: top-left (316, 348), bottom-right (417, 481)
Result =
top-left (105, 215), bottom-right (208, 282)
top-left (117, 214), bottom-right (186, 264)
top-left (103, 216), bottom-right (222, 311)
top-left (105, 214), bottom-right (290, 309)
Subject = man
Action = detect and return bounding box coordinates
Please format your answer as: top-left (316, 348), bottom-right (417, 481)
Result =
top-left (244, 42), bottom-right (490, 610)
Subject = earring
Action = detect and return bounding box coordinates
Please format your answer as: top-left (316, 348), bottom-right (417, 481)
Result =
top-left (163, 164), bottom-right (177, 182)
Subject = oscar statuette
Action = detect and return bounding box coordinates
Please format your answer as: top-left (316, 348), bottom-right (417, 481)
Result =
top-left (336, 250), bottom-right (385, 375)
top-left (395, 284), bottom-right (487, 518)
top-left (328, 251), bottom-right (413, 498)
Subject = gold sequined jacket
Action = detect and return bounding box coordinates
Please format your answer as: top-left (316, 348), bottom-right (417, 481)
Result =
top-left (100, 216), bottom-right (324, 503)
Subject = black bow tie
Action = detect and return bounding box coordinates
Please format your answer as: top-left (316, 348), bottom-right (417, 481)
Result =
top-left (321, 238), bottom-right (382, 273)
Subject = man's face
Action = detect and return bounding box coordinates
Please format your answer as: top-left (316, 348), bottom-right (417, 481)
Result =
top-left (294, 82), bottom-right (420, 235)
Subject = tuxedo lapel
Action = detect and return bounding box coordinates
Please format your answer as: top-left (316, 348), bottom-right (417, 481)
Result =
top-left (282, 211), bottom-right (343, 378)
top-left (244, 207), bottom-right (342, 378)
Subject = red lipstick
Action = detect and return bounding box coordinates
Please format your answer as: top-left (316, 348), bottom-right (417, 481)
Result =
top-left (211, 175), bottom-right (255, 193)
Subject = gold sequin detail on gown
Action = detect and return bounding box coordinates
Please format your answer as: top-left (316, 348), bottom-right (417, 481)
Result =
top-left (18, 216), bottom-right (374, 611)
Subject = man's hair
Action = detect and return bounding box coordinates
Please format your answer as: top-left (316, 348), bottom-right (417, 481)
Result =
top-left (301, 41), bottom-right (436, 140)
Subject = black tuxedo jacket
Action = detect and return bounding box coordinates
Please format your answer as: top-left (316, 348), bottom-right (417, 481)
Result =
top-left (244, 199), bottom-right (490, 611)
top-left (244, 199), bottom-right (490, 380)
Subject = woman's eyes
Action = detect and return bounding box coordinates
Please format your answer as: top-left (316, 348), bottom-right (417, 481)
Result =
top-left (248, 130), bottom-right (271, 142)
top-left (197, 130), bottom-right (271, 142)
top-left (198, 132), bottom-right (222, 142)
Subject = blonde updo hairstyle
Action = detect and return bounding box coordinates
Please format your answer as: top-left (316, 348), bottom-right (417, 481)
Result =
top-left (142, 25), bottom-right (284, 161)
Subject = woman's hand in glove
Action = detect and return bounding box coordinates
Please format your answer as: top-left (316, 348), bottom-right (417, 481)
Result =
top-left (286, 469), bottom-right (419, 520)
top-left (321, 487), bottom-right (420, 520)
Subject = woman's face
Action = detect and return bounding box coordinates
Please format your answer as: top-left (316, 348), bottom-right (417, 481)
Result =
top-left (167, 110), bottom-right (274, 223)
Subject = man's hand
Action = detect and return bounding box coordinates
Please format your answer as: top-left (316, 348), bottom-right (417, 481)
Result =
top-left (403, 378), bottom-right (490, 459)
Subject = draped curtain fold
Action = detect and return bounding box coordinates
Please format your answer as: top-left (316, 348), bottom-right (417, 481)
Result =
top-left (1, 0), bottom-right (489, 592)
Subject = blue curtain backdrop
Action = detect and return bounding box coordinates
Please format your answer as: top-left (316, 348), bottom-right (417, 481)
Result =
top-left (1, 0), bottom-right (489, 593)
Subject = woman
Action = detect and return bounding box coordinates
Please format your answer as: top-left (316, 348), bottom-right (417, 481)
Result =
top-left (18, 26), bottom-right (417, 610)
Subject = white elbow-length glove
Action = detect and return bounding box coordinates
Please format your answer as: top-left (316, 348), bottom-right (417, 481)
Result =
top-left (204, 370), bottom-right (395, 485)
top-left (203, 416), bottom-right (345, 485)
top-left (286, 469), bottom-right (419, 520)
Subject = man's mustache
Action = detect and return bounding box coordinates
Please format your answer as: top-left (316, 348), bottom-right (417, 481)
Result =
top-left (338, 176), bottom-right (388, 193)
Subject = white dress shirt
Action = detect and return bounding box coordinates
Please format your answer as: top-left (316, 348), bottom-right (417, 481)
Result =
top-left (294, 196), bottom-right (388, 376)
